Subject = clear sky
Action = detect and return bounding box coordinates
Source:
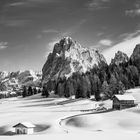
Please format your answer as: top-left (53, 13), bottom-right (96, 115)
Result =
top-left (0, 0), bottom-right (140, 71)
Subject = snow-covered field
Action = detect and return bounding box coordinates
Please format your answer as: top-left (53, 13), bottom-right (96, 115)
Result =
top-left (0, 88), bottom-right (140, 140)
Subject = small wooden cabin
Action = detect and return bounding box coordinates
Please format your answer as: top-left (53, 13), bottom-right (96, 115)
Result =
top-left (113, 95), bottom-right (136, 110)
top-left (13, 122), bottom-right (35, 134)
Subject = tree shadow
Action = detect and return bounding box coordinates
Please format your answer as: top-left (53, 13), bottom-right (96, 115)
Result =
top-left (56, 98), bottom-right (85, 105)
top-left (19, 102), bottom-right (57, 108)
top-left (34, 124), bottom-right (51, 133)
top-left (0, 125), bottom-right (16, 136)
top-left (3, 131), bottom-right (16, 136)
top-left (21, 98), bottom-right (55, 104)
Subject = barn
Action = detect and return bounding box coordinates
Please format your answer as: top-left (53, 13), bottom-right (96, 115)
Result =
top-left (113, 95), bottom-right (136, 110)
top-left (13, 122), bottom-right (35, 134)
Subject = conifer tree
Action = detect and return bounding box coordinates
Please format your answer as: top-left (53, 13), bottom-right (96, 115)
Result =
top-left (22, 86), bottom-right (27, 97)
top-left (28, 86), bottom-right (33, 96)
top-left (109, 74), bottom-right (118, 98)
top-left (101, 80), bottom-right (109, 99)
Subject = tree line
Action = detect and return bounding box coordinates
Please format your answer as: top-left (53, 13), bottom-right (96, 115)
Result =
top-left (22, 86), bottom-right (41, 97)
top-left (43, 57), bottom-right (140, 101)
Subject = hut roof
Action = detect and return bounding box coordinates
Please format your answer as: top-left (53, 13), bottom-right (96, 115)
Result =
top-left (13, 122), bottom-right (35, 128)
top-left (114, 95), bottom-right (136, 101)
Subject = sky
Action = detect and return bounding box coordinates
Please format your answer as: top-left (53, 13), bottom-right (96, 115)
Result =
top-left (1, 0), bottom-right (140, 71)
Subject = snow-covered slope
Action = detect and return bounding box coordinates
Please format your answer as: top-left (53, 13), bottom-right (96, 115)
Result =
top-left (0, 88), bottom-right (140, 140)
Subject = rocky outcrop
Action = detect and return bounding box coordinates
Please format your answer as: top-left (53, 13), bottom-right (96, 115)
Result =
top-left (111, 51), bottom-right (129, 65)
top-left (0, 71), bottom-right (9, 80)
top-left (42, 37), bottom-right (107, 85)
top-left (130, 44), bottom-right (140, 72)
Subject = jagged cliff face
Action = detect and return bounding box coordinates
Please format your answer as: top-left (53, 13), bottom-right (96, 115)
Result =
top-left (131, 44), bottom-right (140, 72)
top-left (42, 37), bottom-right (107, 85)
top-left (111, 51), bottom-right (129, 65)
top-left (0, 71), bottom-right (9, 80)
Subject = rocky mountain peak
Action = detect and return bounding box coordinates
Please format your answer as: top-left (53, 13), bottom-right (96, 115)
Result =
top-left (131, 44), bottom-right (140, 59)
top-left (53, 37), bottom-right (76, 54)
top-left (42, 37), bottom-right (107, 85)
top-left (111, 51), bottom-right (129, 65)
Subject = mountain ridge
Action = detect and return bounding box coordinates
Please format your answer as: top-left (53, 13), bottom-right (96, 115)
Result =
top-left (41, 37), bottom-right (140, 100)
top-left (0, 70), bottom-right (42, 91)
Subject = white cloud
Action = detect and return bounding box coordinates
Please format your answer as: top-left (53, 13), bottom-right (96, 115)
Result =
top-left (125, 1), bottom-right (140, 17)
top-left (1, 19), bottom-right (30, 27)
top-left (99, 39), bottom-right (112, 46)
top-left (27, 0), bottom-right (53, 2)
top-left (125, 9), bottom-right (140, 17)
top-left (0, 42), bottom-right (8, 50)
top-left (8, 0), bottom-right (58, 8)
top-left (97, 32), bottom-right (104, 37)
top-left (42, 29), bottom-right (59, 34)
top-left (8, 2), bottom-right (26, 7)
top-left (61, 19), bottom-right (86, 37)
top-left (87, 0), bottom-right (110, 10)
top-left (103, 32), bottom-right (140, 64)
top-left (119, 30), bottom-right (140, 41)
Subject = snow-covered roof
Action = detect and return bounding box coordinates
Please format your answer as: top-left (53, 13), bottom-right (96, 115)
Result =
top-left (114, 95), bottom-right (136, 101)
top-left (13, 122), bottom-right (35, 128)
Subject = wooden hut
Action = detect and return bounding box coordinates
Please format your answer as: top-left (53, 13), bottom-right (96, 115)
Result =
top-left (113, 95), bottom-right (136, 110)
top-left (13, 122), bottom-right (35, 134)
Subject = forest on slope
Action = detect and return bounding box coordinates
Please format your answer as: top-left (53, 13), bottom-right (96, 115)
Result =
top-left (42, 37), bottom-right (140, 101)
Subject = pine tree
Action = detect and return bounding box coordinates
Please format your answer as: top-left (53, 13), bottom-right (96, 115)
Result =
top-left (28, 86), bottom-right (33, 96)
top-left (120, 74), bottom-right (129, 89)
top-left (64, 79), bottom-right (74, 98)
top-left (22, 86), bottom-right (27, 97)
top-left (45, 89), bottom-right (49, 98)
top-left (56, 82), bottom-right (65, 97)
top-left (42, 86), bottom-right (49, 97)
top-left (33, 87), bottom-right (37, 94)
top-left (130, 66), bottom-right (139, 86)
top-left (101, 80), bottom-right (110, 99)
top-left (91, 74), bottom-right (101, 101)
top-left (81, 75), bottom-right (88, 98)
top-left (109, 74), bottom-right (118, 98)
top-left (75, 85), bottom-right (82, 99)
top-left (117, 81), bottom-right (125, 94)
top-left (42, 86), bottom-right (46, 96)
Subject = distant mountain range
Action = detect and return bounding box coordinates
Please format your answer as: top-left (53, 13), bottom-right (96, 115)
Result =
top-left (0, 70), bottom-right (42, 91)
